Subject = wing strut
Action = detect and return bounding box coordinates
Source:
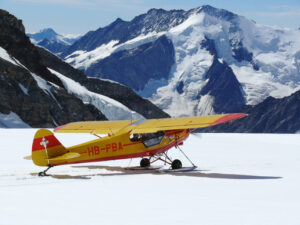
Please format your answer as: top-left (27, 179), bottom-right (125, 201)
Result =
top-left (175, 144), bottom-right (197, 168)
top-left (175, 135), bottom-right (197, 168)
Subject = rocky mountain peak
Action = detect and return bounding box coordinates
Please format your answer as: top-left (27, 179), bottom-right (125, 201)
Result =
top-left (198, 5), bottom-right (238, 21)
top-left (27, 28), bottom-right (58, 42)
top-left (0, 9), bottom-right (25, 33)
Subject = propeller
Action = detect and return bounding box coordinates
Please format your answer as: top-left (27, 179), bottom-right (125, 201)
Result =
top-left (191, 132), bottom-right (202, 139)
top-left (190, 129), bottom-right (202, 139)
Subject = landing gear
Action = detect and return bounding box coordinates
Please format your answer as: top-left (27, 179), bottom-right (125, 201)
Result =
top-left (38, 166), bottom-right (52, 176)
top-left (140, 158), bottom-right (150, 167)
top-left (139, 144), bottom-right (196, 170)
top-left (171, 159), bottom-right (182, 170)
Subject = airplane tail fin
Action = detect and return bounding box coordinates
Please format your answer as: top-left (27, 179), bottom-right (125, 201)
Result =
top-left (32, 129), bottom-right (67, 166)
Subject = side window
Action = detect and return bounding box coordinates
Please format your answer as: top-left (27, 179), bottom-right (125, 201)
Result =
top-left (130, 131), bottom-right (165, 147)
top-left (142, 131), bottom-right (165, 148)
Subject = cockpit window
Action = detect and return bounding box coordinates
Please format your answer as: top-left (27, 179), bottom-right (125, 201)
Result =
top-left (130, 131), bottom-right (165, 148)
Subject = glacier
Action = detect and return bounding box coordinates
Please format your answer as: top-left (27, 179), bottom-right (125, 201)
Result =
top-left (48, 68), bottom-right (144, 121)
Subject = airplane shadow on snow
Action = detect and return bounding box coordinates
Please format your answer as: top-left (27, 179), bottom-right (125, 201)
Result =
top-left (40, 165), bottom-right (282, 180)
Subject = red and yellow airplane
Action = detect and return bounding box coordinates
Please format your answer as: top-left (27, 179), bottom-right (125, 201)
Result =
top-left (29, 113), bottom-right (246, 176)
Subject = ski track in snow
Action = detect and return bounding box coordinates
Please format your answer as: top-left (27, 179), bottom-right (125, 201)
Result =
top-left (1, 129), bottom-right (300, 225)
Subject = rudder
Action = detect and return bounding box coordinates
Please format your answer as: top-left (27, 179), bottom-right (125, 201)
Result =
top-left (32, 129), bottom-right (67, 166)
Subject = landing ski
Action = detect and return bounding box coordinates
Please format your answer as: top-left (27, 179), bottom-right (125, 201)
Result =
top-left (159, 166), bottom-right (198, 173)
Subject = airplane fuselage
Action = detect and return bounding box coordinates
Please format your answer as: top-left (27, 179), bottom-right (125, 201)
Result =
top-left (53, 128), bottom-right (190, 166)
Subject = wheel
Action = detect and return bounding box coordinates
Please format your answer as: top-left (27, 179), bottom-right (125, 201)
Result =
top-left (171, 159), bottom-right (182, 170)
top-left (140, 158), bottom-right (150, 167)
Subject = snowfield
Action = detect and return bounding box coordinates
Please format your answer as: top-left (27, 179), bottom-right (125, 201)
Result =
top-left (1, 129), bottom-right (300, 225)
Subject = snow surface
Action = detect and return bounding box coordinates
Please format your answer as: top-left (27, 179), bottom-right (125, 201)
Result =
top-left (18, 83), bottom-right (29, 96)
top-left (31, 72), bottom-right (60, 107)
top-left (1, 129), bottom-right (300, 225)
top-left (0, 47), bottom-right (20, 66)
top-left (48, 68), bottom-right (144, 120)
top-left (0, 113), bottom-right (30, 128)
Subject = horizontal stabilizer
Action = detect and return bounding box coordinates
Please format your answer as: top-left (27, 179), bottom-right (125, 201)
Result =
top-left (24, 155), bottom-right (32, 160)
top-left (48, 152), bottom-right (81, 163)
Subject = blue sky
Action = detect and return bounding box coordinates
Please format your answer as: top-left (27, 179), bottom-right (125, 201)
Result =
top-left (1, 0), bottom-right (300, 35)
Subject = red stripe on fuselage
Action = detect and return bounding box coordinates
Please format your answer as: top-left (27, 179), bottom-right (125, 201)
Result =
top-left (123, 142), bottom-right (142, 146)
top-left (32, 135), bottom-right (61, 152)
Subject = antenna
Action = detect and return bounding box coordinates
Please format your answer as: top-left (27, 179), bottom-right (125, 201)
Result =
top-left (131, 111), bottom-right (133, 123)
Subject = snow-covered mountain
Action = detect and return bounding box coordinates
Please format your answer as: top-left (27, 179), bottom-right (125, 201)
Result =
top-left (0, 10), bottom-right (168, 128)
top-left (61, 5), bottom-right (300, 117)
top-left (27, 28), bottom-right (81, 54)
top-left (27, 28), bottom-right (80, 45)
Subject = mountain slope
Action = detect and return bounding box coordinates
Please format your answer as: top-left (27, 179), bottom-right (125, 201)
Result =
top-left (0, 9), bottom-right (168, 127)
top-left (37, 46), bottom-right (170, 119)
top-left (0, 10), bottom-right (107, 127)
top-left (61, 5), bottom-right (300, 117)
top-left (0, 47), bottom-right (106, 127)
top-left (84, 35), bottom-right (175, 92)
top-left (61, 8), bottom-right (196, 57)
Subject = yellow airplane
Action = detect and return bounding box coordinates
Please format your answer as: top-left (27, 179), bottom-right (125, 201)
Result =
top-left (29, 113), bottom-right (246, 176)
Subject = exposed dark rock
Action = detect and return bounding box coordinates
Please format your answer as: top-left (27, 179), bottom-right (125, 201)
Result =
top-left (232, 45), bottom-right (253, 62)
top-left (199, 5), bottom-right (238, 21)
top-left (200, 36), bottom-right (217, 56)
top-left (198, 37), bottom-right (245, 113)
top-left (199, 57), bottom-right (245, 113)
top-left (85, 35), bottom-right (175, 92)
top-left (176, 81), bottom-right (184, 94)
top-left (0, 9), bottom-right (25, 33)
top-left (0, 58), bottom-right (106, 127)
top-left (201, 90), bottom-right (300, 133)
top-left (0, 9), bottom-right (64, 88)
top-left (0, 9), bottom-right (108, 127)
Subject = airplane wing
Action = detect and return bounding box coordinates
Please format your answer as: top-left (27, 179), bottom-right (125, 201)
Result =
top-left (54, 120), bottom-right (136, 134)
top-left (130, 113), bottom-right (246, 134)
top-left (54, 113), bottom-right (246, 134)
